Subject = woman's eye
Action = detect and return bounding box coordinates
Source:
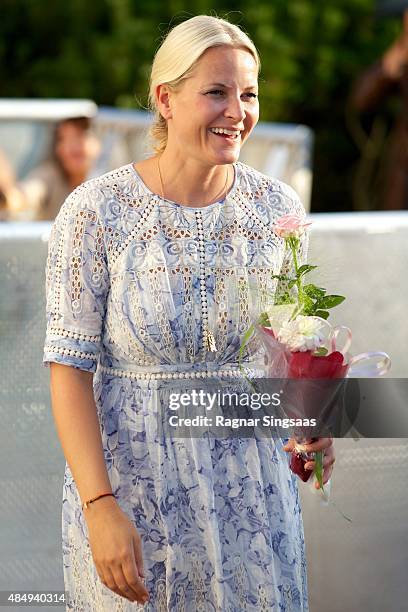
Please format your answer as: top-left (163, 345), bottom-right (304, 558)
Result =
top-left (206, 90), bottom-right (258, 99)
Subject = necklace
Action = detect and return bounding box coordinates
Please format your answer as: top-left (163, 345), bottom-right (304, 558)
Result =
top-left (157, 156), bottom-right (222, 352)
top-left (157, 156), bottom-right (230, 207)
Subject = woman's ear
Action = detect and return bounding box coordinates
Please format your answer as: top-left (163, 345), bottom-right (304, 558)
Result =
top-left (156, 84), bottom-right (173, 120)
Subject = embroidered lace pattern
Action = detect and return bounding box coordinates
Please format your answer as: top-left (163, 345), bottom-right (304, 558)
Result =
top-left (64, 526), bottom-right (288, 611)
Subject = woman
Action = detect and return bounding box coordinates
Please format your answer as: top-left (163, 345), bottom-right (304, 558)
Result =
top-left (43, 15), bottom-right (334, 611)
top-left (2, 116), bottom-right (100, 221)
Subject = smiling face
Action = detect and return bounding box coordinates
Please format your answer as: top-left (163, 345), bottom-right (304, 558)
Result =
top-left (55, 120), bottom-right (100, 178)
top-left (158, 45), bottom-right (259, 167)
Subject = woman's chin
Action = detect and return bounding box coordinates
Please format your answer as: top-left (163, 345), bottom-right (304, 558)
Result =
top-left (210, 148), bottom-right (240, 165)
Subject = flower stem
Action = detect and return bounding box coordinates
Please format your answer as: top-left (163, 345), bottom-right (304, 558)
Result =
top-left (314, 450), bottom-right (324, 492)
top-left (289, 237), bottom-right (299, 274)
top-left (288, 237), bottom-right (303, 317)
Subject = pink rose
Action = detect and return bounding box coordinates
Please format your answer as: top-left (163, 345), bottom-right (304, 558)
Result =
top-left (273, 213), bottom-right (311, 239)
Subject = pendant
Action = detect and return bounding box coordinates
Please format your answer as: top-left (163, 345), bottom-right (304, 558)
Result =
top-left (205, 330), bottom-right (217, 352)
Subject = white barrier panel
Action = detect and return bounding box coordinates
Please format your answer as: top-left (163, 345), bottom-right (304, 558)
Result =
top-left (0, 213), bottom-right (407, 611)
top-left (302, 212), bottom-right (408, 612)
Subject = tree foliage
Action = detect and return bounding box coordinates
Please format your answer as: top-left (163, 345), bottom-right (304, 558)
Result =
top-left (0, 0), bottom-right (402, 211)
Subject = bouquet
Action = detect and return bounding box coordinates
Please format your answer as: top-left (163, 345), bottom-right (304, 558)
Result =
top-left (240, 213), bottom-right (391, 502)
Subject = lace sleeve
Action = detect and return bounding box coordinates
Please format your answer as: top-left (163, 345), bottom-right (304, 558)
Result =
top-left (42, 185), bottom-right (110, 373)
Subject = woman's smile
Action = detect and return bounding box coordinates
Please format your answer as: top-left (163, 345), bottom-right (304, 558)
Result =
top-left (208, 126), bottom-right (242, 143)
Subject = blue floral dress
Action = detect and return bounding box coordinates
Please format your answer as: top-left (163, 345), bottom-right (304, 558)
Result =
top-left (43, 161), bottom-right (309, 611)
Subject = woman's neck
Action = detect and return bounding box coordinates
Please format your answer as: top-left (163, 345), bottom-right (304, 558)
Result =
top-left (157, 149), bottom-right (232, 207)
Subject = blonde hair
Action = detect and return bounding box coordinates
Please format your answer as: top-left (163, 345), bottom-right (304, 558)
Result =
top-left (148, 15), bottom-right (260, 154)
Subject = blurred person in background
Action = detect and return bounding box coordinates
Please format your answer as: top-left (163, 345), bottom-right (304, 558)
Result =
top-left (0, 116), bottom-right (101, 221)
top-left (350, 3), bottom-right (408, 210)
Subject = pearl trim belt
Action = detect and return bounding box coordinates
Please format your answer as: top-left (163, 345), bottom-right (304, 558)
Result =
top-left (99, 365), bottom-right (262, 381)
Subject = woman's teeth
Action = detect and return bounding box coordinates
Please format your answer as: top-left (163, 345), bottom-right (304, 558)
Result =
top-left (209, 127), bottom-right (240, 138)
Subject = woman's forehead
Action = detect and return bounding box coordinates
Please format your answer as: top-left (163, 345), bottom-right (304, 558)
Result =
top-left (198, 46), bottom-right (257, 68)
top-left (193, 47), bottom-right (258, 85)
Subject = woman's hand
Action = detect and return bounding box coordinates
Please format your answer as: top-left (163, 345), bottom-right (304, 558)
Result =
top-left (283, 437), bottom-right (336, 488)
top-left (84, 496), bottom-right (150, 605)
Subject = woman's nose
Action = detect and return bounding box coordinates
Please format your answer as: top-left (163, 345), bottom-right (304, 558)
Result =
top-left (224, 95), bottom-right (245, 121)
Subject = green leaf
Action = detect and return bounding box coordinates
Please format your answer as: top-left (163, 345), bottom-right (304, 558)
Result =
top-left (275, 293), bottom-right (296, 305)
top-left (303, 284), bottom-right (326, 298)
top-left (313, 347), bottom-right (328, 356)
top-left (316, 294), bottom-right (346, 309)
top-left (297, 264), bottom-right (317, 277)
top-left (315, 310), bottom-right (330, 319)
top-left (299, 295), bottom-right (314, 315)
top-left (314, 450), bottom-right (325, 493)
top-left (258, 312), bottom-right (270, 326)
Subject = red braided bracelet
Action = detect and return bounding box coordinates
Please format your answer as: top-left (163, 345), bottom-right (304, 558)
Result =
top-left (82, 492), bottom-right (115, 510)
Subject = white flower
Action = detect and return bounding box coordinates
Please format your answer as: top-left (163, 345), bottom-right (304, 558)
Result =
top-left (277, 316), bottom-right (329, 352)
top-left (266, 304), bottom-right (297, 334)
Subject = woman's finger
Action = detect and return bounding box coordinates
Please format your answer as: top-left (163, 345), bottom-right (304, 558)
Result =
top-left (304, 459), bottom-right (328, 470)
top-left (324, 453), bottom-right (335, 468)
top-left (121, 542), bottom-right (149, 604)
top-left (110, 562), bottom-right (139, 602)
top-left (94, 561), bottom-right (109, 590)
top-left (297, 437), bottom-right (333, 453)
top-left (282, 438), bottom-right (296, 452)
top-left (305, 453), bottom-right (335, 469)
top-left (102, 565), bottom-right (127, 599)
top-left (132, 532), bottom-right (146, 580)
